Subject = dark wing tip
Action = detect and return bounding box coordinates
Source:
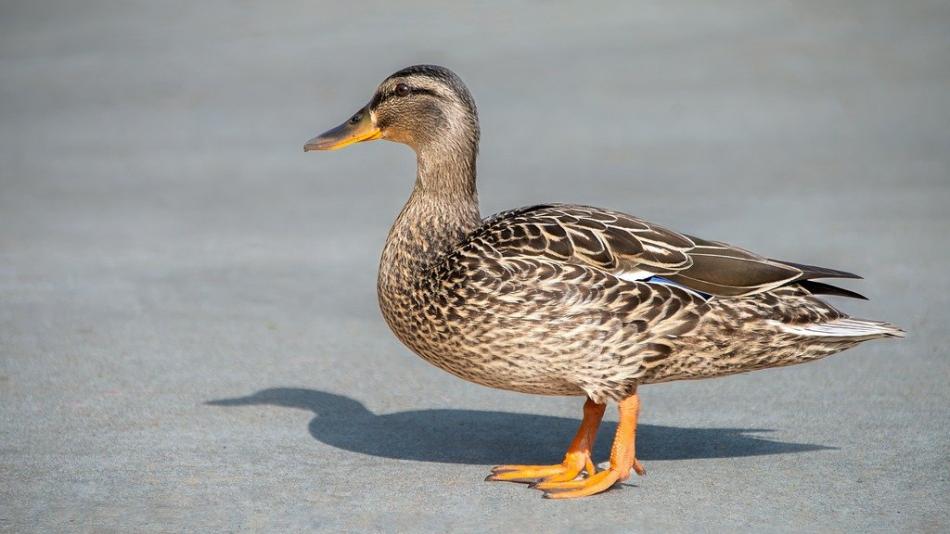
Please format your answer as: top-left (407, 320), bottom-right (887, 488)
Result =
top-left (798, 280), bottom-right (869, 300)
top-left (774, 260), bottom-right (864, 280)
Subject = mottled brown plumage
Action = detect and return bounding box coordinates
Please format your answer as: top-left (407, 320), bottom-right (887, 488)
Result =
top-left (305, 65), bottom-right (903, 498)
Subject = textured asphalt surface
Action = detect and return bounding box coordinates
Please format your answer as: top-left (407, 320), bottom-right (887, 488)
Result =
top-left (2, 1), bottom-right (948, 532)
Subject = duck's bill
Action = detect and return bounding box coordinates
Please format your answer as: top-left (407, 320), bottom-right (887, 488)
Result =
top-left (304, 106), bottom-right (381, 151)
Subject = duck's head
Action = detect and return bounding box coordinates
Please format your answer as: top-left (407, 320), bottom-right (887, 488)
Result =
top-left (304, 65), bottom-right (479, 157)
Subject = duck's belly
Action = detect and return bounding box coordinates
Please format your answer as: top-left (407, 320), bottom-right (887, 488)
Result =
top-left (378, 304), bottom-right (638, 398)
top-left (414, 343), bottom-right (588, 396)
top-left (378, 302), bottom-right (593, 396)
top-left (386, 319), bottom-right (588, 396)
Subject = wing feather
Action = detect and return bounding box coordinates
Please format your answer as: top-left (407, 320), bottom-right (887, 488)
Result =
top-left (466, 204), bottom-right (862, 298)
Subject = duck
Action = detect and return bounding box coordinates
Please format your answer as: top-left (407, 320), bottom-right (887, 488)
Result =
top-left (303, 64), bottom-right (904, 499)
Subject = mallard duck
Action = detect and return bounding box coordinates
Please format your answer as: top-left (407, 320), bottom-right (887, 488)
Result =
top-left (304, 65), bottom-right (903, 499)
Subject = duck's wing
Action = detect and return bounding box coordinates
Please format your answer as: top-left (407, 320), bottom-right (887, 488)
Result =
top-left (465, 204), bottom-right (862, 299)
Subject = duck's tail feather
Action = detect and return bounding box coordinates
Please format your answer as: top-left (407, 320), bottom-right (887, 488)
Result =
top-left (780, 318), bottom-right (906, 340)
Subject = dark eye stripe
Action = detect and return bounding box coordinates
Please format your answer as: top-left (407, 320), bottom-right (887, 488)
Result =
top-left (371, 86), bottom-right (442, 108)
top-left (408, 87), bottom-right (439, 98)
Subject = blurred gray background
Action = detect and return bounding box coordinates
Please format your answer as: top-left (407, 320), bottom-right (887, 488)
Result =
top-left (1, 1), bottom-right (948, 532)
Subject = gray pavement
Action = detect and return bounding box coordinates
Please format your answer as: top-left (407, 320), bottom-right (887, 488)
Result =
top-left (1, 1), bottom-right (948, 532)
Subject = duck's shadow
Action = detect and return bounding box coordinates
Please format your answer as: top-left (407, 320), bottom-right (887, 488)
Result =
top-left (207, 388), bottom-right (832, 464)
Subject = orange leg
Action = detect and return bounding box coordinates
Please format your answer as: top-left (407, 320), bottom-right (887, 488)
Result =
top-left (539, 390), bottom-right (646, 499)
top-left (486, 397), bottom-right (605, 484)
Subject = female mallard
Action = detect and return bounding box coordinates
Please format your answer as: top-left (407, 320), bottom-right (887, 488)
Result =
top-left (304, 65), bottom-right (903, 499)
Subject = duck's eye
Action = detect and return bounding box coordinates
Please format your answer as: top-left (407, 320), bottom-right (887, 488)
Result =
top-left (395, 83), bottom-right (410, 97)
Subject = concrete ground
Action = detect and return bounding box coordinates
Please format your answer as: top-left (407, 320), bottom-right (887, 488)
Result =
top-left (1, 1), bottom-right (948, 532)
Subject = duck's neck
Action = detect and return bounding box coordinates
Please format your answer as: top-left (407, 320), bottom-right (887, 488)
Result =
top-left (378, 147), bottom-right (481, 291)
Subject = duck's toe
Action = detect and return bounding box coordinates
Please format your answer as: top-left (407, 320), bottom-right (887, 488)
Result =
top-left (539, 468), bottom-right (623, 499)
top-left (486, 451), bottom-right (591, 484)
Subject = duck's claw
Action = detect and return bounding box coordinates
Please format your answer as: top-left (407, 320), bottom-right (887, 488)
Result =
top-left (632, 459), bottom-right (647, 477)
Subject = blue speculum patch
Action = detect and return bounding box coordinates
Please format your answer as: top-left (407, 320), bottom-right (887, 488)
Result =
top-left (645, 276), bottom-right (712, 301)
